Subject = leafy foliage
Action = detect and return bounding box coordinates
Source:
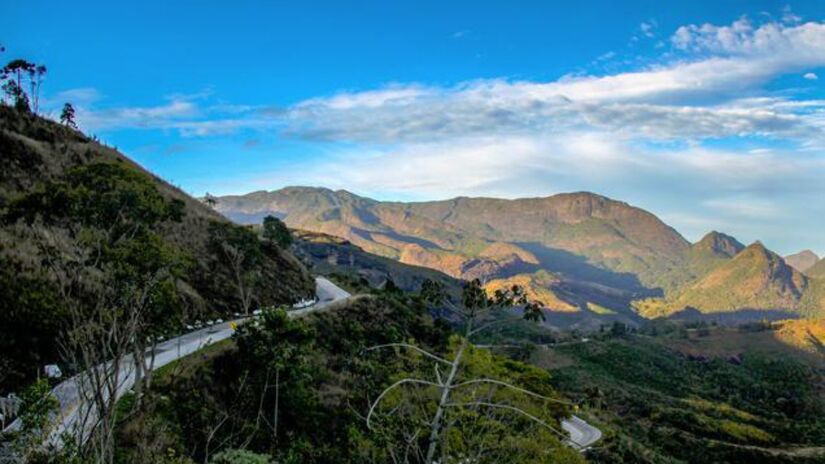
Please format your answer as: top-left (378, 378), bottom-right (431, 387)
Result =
top-left (546, 334), bottom-right (825, 463)
top-left (261, 215), bottom-right (292, 249)
top-left (114, 290), bottom-right (581, 463)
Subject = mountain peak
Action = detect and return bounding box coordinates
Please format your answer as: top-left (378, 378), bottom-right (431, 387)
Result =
top-left (785, 249), bottom-right (821, 273)
top-left (739, 241), bottom-right (773, 259)
top-left (694, 231), bottom-right (744, 258)
top-left (673, 239), bottom-right (808, 313)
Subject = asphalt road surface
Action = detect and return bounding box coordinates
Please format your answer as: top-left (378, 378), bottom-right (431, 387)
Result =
top-left (6, 276), bottom-right (602, 453)
top-left (3, 277), bottom-right (351, 449)
top-left (562, 414), bottom-right (603, 451)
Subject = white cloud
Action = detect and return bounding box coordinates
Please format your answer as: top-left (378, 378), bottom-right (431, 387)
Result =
top-left (247, 131), bottom-right (825, 252)
top-left (640, 20), bottom-right (657, 38)
top-left (63, 18), bottom-right (825, 146)
top-left (57, 15), bottom-right (825, 253)
top-left (277, 19), bottom-right (825, 144)
top-left (76, 99), bottom-right (198, 131)
top-left (803, 72), bottom-right (818, 80)
top-left (703, 197), bottom-right (782, 220)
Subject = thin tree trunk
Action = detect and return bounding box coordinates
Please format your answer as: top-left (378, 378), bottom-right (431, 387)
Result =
top-left (424, 337), bottom-right (468, 464)
top-left (273, 368), bottom-right (280, 440)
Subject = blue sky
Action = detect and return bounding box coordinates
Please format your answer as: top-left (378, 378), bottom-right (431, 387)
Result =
top-left (4, 1), bottom-right (825, 255)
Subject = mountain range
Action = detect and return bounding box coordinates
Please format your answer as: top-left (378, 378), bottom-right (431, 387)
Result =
top-left (215, 187), bottom-right (825, 322)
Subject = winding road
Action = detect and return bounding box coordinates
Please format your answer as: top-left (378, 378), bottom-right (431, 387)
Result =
top-left (2, 277), bottom-right (351, 448)
top-left (5, 275), bottom-right (600, 453)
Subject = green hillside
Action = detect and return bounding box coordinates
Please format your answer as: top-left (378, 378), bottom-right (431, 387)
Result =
top-left (669, 242), bottom-right (809, 314)
top-left (540, 327), bottom-right (825, 463)
top-left (0, 107), bottom-right (315, 391)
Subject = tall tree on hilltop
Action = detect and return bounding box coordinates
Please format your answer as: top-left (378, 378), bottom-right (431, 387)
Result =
top-left (2, 59), bottom-right (34, 111)
top-left (60, 102), bottom-right (77, 128)
top-left (27, 64), bottom-right (46, 113)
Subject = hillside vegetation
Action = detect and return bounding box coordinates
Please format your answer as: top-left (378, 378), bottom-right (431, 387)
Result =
top-left (807, 258), bottom-right (825, 278)
top-left (669, 243), bottom-right (808, 314)
top-left (113, 289), bottom-right (584, 464)
top-left (537, 326), bottom-right (825, 463)
top-left (0, 107), bottom-right (314, 391)
top-left (291, 229), bottom-right (460, 293)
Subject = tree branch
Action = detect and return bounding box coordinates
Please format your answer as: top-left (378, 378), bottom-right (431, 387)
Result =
top-left (367, 378), bottom-right (441, 430)
top-left (451, 378), bottom-right (575, 406)
top-left (364, 344), bottom-right (452, 366)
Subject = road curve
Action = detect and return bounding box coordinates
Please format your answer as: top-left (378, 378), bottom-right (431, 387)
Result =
top-left (562, 414), bottom-right (603, 451)
top-left (2, 277), bottom-right (351, 448)
top-left (5, 278), bottom-right (600, 454)
top-left (475, 344), bottom-right (603, 452)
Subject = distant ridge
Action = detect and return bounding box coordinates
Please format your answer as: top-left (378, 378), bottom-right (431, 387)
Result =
top-left (215, 187), bottom-right (690, 290)
top-left (215, 187), bottom-right (825, 320)
top-left (670, 242), bottom-right (808, 313)
top-left (785, 250), bottom-right (821, 273)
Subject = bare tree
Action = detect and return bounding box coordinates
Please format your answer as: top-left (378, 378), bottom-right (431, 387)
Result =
top-left (364, 279), bottom-right (575, 463)
top-left (6, 162), bottom-right (188, 463)
top-left (203, 193), bottom-right (218, 208)
top-left (209, 222), bottom-right (261, 315)
top-left (27, 64), bottom-right (46, 113)
top-left (221, 241), bottom-right (257, 315)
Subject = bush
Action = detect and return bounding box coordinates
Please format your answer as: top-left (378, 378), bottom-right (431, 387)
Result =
top-left (210, 449), bottom-right (273, 464)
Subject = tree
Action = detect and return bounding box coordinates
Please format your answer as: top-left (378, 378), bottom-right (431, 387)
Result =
top-left (27, 64), bottom-right (46, 113)
top-left (9, 162), bottom-right (188, 463)
top-left (234, 309), bottom-right (315, 445)
top-left (364, 279), bottom-right (578, 463)
top-left (209, 221), bottom-right (262, 315)
top-left (11, 378), bottom-right (60, 462)
top-left (2, 59), bottom-right (35, 111)
top-left (262, 215), bottom-right (292, 249)
top-left (203, 193), bottom-right (218, 208)
top-left (2, 79), bottom-right (28, 111)
top-left (60, 102), bottom-right (77, 128)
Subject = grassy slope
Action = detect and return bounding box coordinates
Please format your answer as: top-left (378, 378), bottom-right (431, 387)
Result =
top-left (807, 259), bottom-right (825, 278)
top-left (0, 107), bottom-right (314, 391)
top-left (536, 327), bottom-right (825, 463)
top-left (669, 243), bottom-right (810, 314)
